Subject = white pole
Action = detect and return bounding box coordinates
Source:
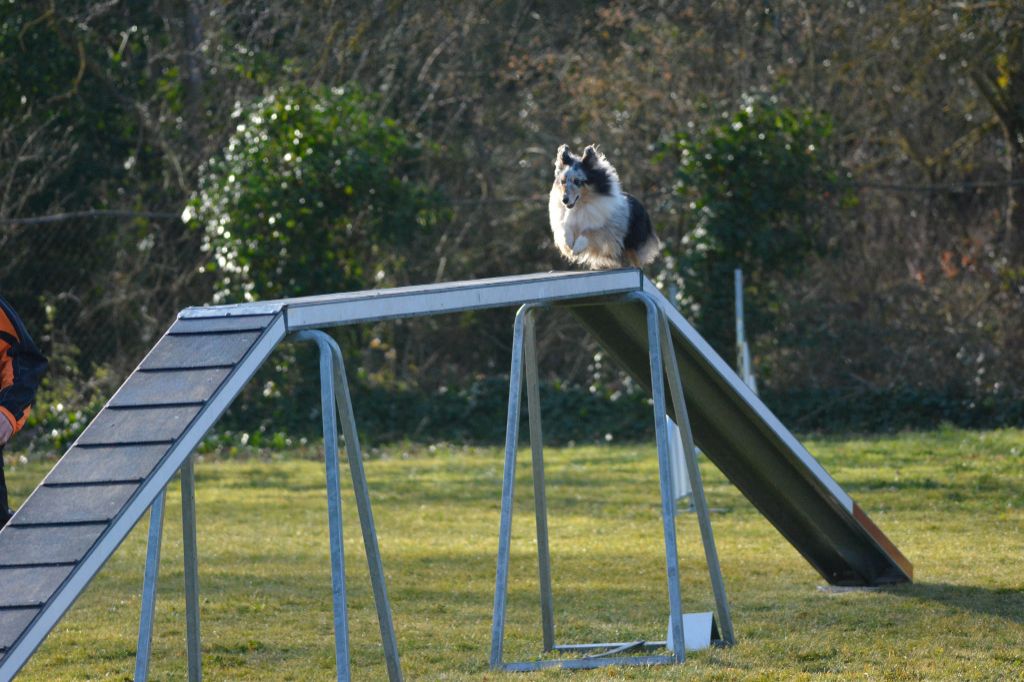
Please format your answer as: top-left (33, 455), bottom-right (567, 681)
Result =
top-left (665, 282), bottom-right (693, 505)
top-left (734, 269), bottom-right (757, 394)
top-left (667, 417), bottom-right (692, 502)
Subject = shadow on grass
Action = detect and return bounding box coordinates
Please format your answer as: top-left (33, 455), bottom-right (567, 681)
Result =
top-left (196, 465), bottom-right (323, 493)
top-left (883, 581), bottom-right (1024, 625)
top-left (843, 477), bottom-right (946, 493)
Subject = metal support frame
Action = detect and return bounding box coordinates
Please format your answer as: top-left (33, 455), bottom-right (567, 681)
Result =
top-left (180, 455), bottom-right (203, 682)
top-left (133, 330), bottom-right (402, 682)
top-left (134, 457), bottom-right (203, 681)
top-left (292, 330), bottom-right (403, 681)
top-left (306, 330), bottom-right (353, 680)
top-left (134, 488), bottom-right (165, 681)
top-left (490, 293), bottom-right (733, 672)
top-left (656, 311), bottom-right (735, 645)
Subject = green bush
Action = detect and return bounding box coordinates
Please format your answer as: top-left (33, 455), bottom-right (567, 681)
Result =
top-left (673, 98), bottom-right (846, 358)
top-left (182, 84), bottom-right (450, 439)
top-left (765, 386), bottom-right (1024, 434)
top-left (207, 372), bottom-right (654, 451)
top-left (186, 84), bottom-right (445, 303)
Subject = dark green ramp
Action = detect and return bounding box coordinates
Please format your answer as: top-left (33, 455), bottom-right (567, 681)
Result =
top-left (568, 285), bottom-right (912, 586)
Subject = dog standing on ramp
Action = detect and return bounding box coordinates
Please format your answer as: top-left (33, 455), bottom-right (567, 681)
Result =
top-left (548, 144), bottom-right (660, 270)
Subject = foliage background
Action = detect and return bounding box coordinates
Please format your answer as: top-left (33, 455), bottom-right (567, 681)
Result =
top-left (1, 1), bottom-right (1022, 450)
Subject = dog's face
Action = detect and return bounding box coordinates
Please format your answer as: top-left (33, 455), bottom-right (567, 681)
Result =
top-left (553, 144), bottom-right (600, 209)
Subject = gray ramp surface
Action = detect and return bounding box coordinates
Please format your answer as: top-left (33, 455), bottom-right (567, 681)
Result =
top-left (0, 311), bottom-right (287, 678)
top-left (0, 269), bottom-right (909, 679)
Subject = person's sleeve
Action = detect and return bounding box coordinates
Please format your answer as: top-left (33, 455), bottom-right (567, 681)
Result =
top-left (0, 299), bottom-right (49, 434)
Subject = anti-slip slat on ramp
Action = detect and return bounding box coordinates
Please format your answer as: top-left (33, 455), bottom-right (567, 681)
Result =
top-left (0, 311), bottom-right (286, 677)
top-left (0, 526), bottom-right (108, 567)
top-left (166, 314), bottom-right (277, 335)
top-left (42, 445), bottom-right (172, 485)
top-left (10, 484), bottom-right (141, 526)
top-left (0, 567), bottom-right (76, 609)
top-left (108, 368), bottom-right (233, 407)
top-left (76, 406), bottom-right (204, 445)
top-left (0, 612), bottom-right (38, 654)
top-left (139, 331), bottom-right (263, 370)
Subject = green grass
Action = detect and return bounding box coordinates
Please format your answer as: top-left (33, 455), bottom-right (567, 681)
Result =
top-left (6, 427), bottom-right (1023, 680)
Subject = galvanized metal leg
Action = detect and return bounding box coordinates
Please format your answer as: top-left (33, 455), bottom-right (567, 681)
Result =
top-left (638, 297), bottom-right (686, 662)
top-left (294, 330), bottom-right (403, 682)
top-left (180, 455), bottom-right (202, 682)
top-left (492, 300), bottom-right (690, 671)
top-left (297, 331), bottom-right (351, 681)
top-left (657, 313), bottom-right (735, 644)
top-left (327, 340), bottom-right (403, 682)
top-left (523, 308), bottom-right (556, 652)
top-left (135, 488), bottom-right (167, 682)
top-left (491, 295), bottom-right (730, 671)
top-left (490, 305), bottom-right (528, 668)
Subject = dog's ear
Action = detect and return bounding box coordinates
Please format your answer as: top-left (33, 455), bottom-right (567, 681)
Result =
top-left (555, 144), bottom-right (573, 170)
top-left (581, 145), bottom-right (600, 168)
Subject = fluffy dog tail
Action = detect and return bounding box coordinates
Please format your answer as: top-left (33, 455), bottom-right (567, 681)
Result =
top-left (629, 231), bottom-right (661, 267)
top-left (623, 194), bottom-right (660, 267)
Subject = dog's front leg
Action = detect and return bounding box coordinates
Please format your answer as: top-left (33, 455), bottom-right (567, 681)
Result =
top-left (560, 224), bottom-right (576, 249)
top-left (559, 225), bottom-right (581, 253)
top-left (569, 227), bottom-right (593, 253)
top-left (571, 234), bottom-right (590, 255)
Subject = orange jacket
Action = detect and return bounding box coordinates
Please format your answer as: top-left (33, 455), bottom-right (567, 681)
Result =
top-left (0, 296), bottom-right (48, 436)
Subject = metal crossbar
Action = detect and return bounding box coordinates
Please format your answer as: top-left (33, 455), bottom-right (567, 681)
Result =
top-left (132, 330), bottom-right (402, 682)
top-left (133, 459), bottom-right (203, 682)
top-left (489, 293), bottom-right (734, 672)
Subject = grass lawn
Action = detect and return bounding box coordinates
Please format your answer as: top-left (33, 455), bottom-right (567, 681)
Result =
top-left (5, 427), bottom-right (1023, 680)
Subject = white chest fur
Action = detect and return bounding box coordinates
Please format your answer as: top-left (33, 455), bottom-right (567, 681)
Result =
top-left (548, 186), bottom-right (628, 249)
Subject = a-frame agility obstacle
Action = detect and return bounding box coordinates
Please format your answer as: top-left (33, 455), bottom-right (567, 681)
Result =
top-left (0, 270), bottom-right (911, 679)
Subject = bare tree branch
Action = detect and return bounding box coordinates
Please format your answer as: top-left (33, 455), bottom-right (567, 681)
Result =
top-left (1, 210), bottom-right (180, 226)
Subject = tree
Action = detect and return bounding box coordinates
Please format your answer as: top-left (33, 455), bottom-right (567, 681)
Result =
top-left (187, 85), bottom-right (445, 303)
top-left (673, 98), bottom-right (841, 359)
